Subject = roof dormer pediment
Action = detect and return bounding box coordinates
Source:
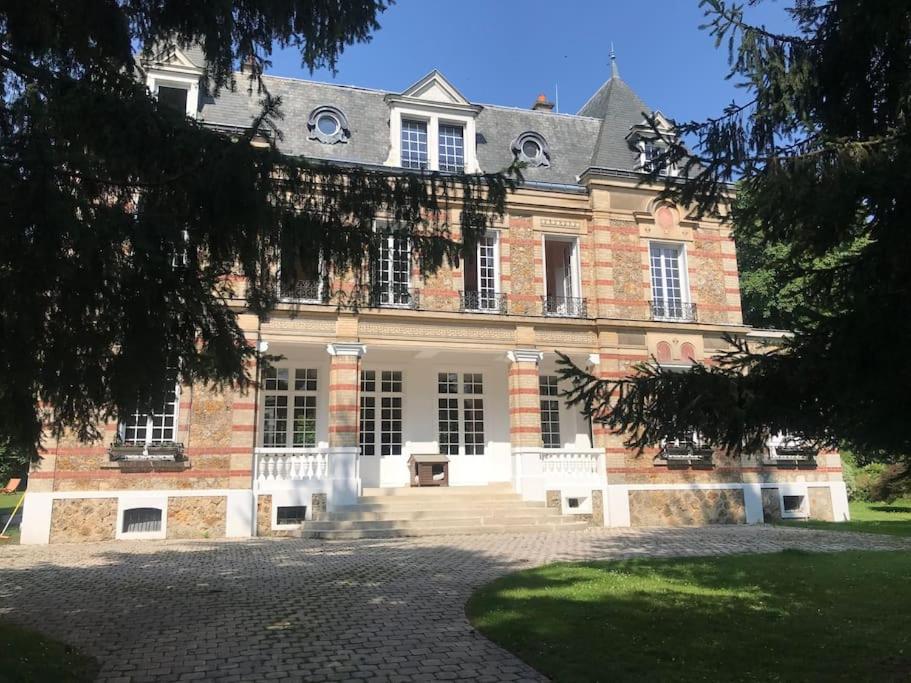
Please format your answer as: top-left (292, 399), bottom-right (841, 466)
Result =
top-left (385, 70), bottom-right (481, 115)
top-left (141, 45), bottom-right (204, 76)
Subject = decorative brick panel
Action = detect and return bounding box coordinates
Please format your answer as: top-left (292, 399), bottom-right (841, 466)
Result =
top-left (628, 489), bottom-right (746, 526)
top-left (49, 498), bottom-right (117, 543)
top-left (167, 496), bottom-right (227, 539)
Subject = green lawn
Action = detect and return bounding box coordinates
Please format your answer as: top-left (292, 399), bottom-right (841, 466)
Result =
top-left (0, 622), bottom-right (98, 682)
top-left (784, 499), bottom-right (911, 537)
top-left (467, 551), bottom-right (911, 682)
top-left (0, 492), bottom-right (24, 544)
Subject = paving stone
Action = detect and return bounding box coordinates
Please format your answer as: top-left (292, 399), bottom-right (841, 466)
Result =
top-left (1, 526), bottom-right (907, 681)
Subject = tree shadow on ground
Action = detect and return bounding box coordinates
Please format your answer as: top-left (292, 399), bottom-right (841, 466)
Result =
top-left (0, 528), bottom-right (907, 681)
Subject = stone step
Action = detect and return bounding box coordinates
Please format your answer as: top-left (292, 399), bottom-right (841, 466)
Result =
top-left (335, 500), bottom-right (547, 514)
top-left (324, 507), bottom-right (562, 522)
top-left (356, 493), bottom-right (523, 505)
top-left (303, 515), bottom-right (581, 532)
top-left (297, 521), bottom-right (592, 540)
top-left (361, 484), bottom-right (513, 497)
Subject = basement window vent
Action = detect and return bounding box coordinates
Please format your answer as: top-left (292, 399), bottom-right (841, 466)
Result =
top-left (276, 506), bottom-right (307, 525)
top-left (567, 497), bottom-right (581, 509)
top-left (781, 494), bottom-right (808, 519)
top-left (122, 507), bottom-right (162, 534)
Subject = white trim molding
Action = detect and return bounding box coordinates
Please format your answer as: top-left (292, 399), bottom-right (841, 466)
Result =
top-left (326, 343), bottom-right (367, 358)
top-left (506, 349), bottom-right (543, 364)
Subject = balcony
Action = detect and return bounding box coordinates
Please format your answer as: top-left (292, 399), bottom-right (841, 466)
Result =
top-left (651, 300), bottom-right (697, 322)
top-left (459, 291), bottom-right (508, 314)
top-left (766, 433), bottom-right (818, 467)
top-left (369, 286), bottom-right (420, 310)
top-left (542, 295), bottom-right (588, 318)
top-left (279, 280), bottom-right (326, 304)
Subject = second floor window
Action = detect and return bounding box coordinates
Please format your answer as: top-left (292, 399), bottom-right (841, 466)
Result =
top-left (401, 119), bottom-right (428, 169)
top-left (650, 243), bottom-right (689, 319)
top-left (463, 233), bottom-right (499, 311)
top-left (373, 231), bottom-right (412, 306)
top-left (438, 124), bottom-right (464, 172)
top-left (280, 248), bottom-right (323, 302)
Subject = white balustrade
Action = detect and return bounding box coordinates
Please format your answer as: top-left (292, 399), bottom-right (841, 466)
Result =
top-left (539, 450), bottom-right (601, 476)
top-left (513, 447), bottom-right (606, 500)
top-left (254, 448), bottom-right (329, 482)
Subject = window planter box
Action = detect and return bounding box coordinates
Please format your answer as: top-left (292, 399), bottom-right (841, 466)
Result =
top-left (109, 442), bottom-right (185, 462)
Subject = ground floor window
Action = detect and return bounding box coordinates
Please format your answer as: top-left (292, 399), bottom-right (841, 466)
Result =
top-left (262, 367), bottom-right (318, 448)
top-left (438, 372), bottom-right (486, 455)
top-left (360, 370), bottom-right (403, 456)
top-left (119, 383), bottom-right (179, 445)
top-left (539, 375), bottom-right (561, 448)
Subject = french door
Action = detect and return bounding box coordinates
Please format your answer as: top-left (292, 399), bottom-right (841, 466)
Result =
top-left (359, 369), bottom-right (408, 486)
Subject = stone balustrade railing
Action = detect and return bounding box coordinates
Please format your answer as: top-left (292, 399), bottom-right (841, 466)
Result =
top-left (254, 448), bottom-right (330, 482)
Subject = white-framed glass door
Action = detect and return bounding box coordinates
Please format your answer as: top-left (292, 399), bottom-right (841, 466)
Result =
top-left (463, 233), bottom-right (500, 311)
top-left (649, 242), bottom-right (689, 319)
top-left (437, 372), bottom-right (486, 456)
top-left (359, 368), bottom-right (408, 487)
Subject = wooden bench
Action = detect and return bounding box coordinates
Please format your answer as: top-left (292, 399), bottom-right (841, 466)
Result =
top-left (407, 454), bottom-right (449, 487)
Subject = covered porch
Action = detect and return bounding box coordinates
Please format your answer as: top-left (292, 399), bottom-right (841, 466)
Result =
top-left (251, 340), bottom-right (606, 520)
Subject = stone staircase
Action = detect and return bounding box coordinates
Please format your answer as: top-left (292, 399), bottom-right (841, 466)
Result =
top-left (298, 483), bottom-right (591, 540)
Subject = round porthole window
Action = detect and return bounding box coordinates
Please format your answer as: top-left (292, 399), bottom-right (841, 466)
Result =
top-left (316, 112), bottom-right (340, 136)
top-left (307, 106), bottom-right (350, 144)
top-left (511, 131), bottom-right (550, 168)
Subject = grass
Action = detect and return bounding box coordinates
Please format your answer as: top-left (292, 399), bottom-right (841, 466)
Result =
top-left (784, 498), bottom-right (911, 537)
top-left (467, 550), bottom-right (911, 682)
top-left (0, 622), bottom-right (99, 682)
top-left (0, 492), bottom-right (23, 544)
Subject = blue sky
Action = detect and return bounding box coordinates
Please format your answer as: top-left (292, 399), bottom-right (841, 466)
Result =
top-left (267, 0), bottom-right (790, 124)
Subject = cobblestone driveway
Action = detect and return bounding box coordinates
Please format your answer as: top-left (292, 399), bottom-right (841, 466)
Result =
top-left (1, 526), bottom-right (908, 682)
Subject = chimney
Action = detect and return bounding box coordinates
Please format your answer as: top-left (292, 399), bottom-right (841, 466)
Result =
top-left (532, 93), bottom-right (555, 112)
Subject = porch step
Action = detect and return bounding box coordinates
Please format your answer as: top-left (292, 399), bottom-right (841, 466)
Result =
top-left (361, 483), bottom-right (514, 497)
top-left (298, 521), bottom-right (592, 540)
top-left (299, 484), bottom-right (594, 539)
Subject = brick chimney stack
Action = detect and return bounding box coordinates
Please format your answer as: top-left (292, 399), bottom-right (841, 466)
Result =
top-left (532, 93), bottom-right (555, 112)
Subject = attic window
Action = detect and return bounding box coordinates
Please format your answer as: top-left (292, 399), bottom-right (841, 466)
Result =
top-left (308, 106), bottom-right (350, 144)
top-left (157, 85), bottom-right (188, 114)
top-left (512, 132), bottom-right (550, 168)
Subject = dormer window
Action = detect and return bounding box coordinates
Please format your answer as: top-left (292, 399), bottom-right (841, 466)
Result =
top-left (438, 124), bottom-right (465, 172)
top-left (307, 106), bottom-right (350, 145)
top-left (511, 132), bottom-right (550, 168)
top-left (401, 119), bottom-right (429, 169)
top-left (157, 85), bottom-right (189, 114)
top-left (385, 70), bottom-right (481, 173)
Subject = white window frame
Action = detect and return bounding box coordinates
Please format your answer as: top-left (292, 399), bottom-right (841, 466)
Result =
top-left (387, 106), bottom-right (479, 172)
top-left (649, 241), bottom-right (691, 321)
top-left (116, 496), bottom-right (168, 540)
top-left (542, 235), bottom-right (582, 316)
top-left (259, 366), bottom-right (323, 449)
top-left (277, 250), bottom-right (326, 303)
top-left (400, 117), bottom-right (430, 170)
top-left (778, 485), bottom-right (810, 519)
top-left (359, 369), bottom-right (405, 457)
top-left (437, 371), bottom-right (486, 456)
top-left (437, 122), bottom-right (466, 172)
top-left (463, 231), bottom-right (501, 312)
top-left (118, 384), bottom-right (181, 447)
top-left (637, 139), bottom-right (678, 177)
top-left (539, 375), bottom-right (562, 449)
top-left (372, 223), bottom-right (412, 307)
top-left (146, 72), bottom-right (200, 119)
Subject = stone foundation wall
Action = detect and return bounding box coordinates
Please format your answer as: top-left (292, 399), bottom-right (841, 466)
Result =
top-left (255, 495), bottom-right (297, 538)
top-left (629, 489), bottom-right (746, 526)
top-left (808, 487), bottom-right (835, 521)
top-left (49, 498), bottom-right (117, 543)
top-left (167, 496), bottom-right (227, 539)
top-left (762, 488), bottom-right (782, 522)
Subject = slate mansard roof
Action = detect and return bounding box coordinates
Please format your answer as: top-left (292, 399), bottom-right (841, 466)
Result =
top-left (195, 65), bottom-right (664, 188)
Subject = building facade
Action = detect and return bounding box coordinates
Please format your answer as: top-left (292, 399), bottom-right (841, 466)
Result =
top-left (20, 49), bottom-right (848, 544)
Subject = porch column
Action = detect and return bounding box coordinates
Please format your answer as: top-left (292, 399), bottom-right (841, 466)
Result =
top-left (326, 343), bottom-right (366, 448)
top-left (506, 349), bottom-right (543, 448)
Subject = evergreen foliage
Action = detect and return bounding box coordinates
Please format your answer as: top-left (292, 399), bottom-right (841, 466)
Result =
top-left (0, 2), bottom-right (515, 459)
top-left (559, 0), bottom-right (911, 462)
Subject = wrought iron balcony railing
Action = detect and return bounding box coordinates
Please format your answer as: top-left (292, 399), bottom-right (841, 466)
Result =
top-left (542, 296), bottom-right (588, 318)
top-left (369, 286), bottom-right (420, 310)
top-left (650, 300), bottom-right (697, 322)
top-left (766, 433), bottom-right (818, 465)
top-left (459, 291), bottom-right (508, 314)
top-left (279, 280), bottom-right (327, 303)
